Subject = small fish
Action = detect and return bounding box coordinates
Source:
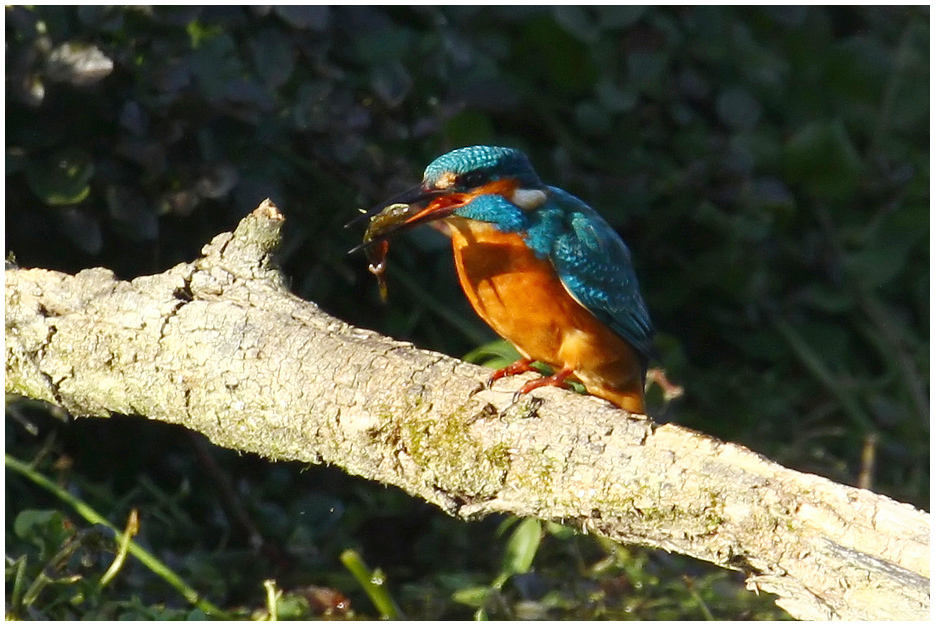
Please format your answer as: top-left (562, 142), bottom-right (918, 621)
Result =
top-left (363, 202), bottom-right (414, 241)
top-left (366, 240), bottom-right (389, 302)
top-left (360, 203), bottom-right (414, 302)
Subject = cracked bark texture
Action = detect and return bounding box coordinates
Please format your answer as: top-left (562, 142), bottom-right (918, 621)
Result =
top-left (5, 200), bottom-right (929, 621)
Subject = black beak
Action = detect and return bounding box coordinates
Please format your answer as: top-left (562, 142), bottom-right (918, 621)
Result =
top-left (347, 184), bottom-right (452, 255)
top-left (345, 185), bottom-right (445, 230)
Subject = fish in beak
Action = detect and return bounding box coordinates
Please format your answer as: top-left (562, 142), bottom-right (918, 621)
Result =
top-left (347, 185), bottom-right (469, 301)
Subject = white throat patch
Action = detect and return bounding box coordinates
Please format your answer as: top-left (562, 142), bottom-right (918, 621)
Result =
top-left (511, 188), bottom-right (547, 211)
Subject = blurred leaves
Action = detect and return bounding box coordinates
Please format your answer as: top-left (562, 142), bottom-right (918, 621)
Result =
top-left (784, 119), bottom-right (862, 201)
top-left (451, 517), bottom-right (543, 619)
top-left (716, 86), bottom-right (763, 131)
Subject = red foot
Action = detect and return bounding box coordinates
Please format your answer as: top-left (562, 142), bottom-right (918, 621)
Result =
top-left (513, 366), bottom-right (575, 402)
top-left (486, 358), bottom-right (537, 388)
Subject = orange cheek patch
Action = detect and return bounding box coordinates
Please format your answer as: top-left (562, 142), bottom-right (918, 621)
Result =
top-left (467, 179), bottom-right (518, 200)
top-left (419, 179), bottom-right (517, 215)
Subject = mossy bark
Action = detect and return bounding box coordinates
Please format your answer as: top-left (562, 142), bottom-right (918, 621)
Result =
top-left (6, 201), bottom-right (929, 621)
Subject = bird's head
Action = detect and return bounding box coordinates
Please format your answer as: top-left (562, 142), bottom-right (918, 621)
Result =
top-left (350, 146), bottom-right (548, 249)
top-left (422, 145), bottom-right (542, 193)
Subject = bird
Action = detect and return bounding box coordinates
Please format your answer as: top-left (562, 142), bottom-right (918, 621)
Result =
top-left (352, 145), bottom-right (654, 413)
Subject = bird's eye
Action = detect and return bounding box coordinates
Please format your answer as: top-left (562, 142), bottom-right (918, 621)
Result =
top-left (458, 170), bottom-right (487, 189)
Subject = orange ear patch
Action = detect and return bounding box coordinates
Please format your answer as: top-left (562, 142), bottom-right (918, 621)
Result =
top-left (467, 178), bottom-right (519, 199)
top-left (434, 171), bottom-right (458, 189)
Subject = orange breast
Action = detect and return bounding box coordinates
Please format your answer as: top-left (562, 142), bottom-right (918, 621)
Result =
top-left (445, 217), bottom-right (645, 411)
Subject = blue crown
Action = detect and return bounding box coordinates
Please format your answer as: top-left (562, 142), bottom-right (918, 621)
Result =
top-left (423, 146), bottom-right (543, 189)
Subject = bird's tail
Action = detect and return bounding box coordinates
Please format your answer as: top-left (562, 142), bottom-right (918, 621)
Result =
top-left (589, 384), bottom-right (646, 415)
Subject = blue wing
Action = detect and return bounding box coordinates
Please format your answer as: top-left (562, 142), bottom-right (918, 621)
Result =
top-left (457, 188), bottom-right (654, 363)
top-left (543, 188), bottom-right (654, 362)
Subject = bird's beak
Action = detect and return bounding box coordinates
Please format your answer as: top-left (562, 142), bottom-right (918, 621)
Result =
top-left (347, 185), bottom-right (467, 254)
top-left (345, 185), bottom-right (439, 229)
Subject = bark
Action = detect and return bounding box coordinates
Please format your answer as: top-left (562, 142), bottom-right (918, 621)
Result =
top-left (5, 200), bottom-right (929, 621)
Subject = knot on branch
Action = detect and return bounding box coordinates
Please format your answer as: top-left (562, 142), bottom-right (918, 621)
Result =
top-left (191, 199), bottom-right (287, 296)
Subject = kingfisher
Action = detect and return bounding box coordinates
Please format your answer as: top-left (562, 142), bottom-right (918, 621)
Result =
top-left (352, 145), bottom-right (654, 413)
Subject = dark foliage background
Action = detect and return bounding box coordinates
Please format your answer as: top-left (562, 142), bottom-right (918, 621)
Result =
top-left (5, 5), bottom-right (928, 619)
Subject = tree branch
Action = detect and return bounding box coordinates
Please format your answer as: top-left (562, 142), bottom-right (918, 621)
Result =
top-left (5, 200), bottom-right (929, 620)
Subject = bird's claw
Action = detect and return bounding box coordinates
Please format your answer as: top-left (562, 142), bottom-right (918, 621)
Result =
top-left (486, 358), bottom-right (537, 390)
top-left (502, 392), bottom-right (543, 417)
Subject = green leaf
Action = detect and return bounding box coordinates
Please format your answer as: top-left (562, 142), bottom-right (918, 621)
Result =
top-left (848, 201), bottom-right (927, 289)
top-left (544, 521), bottom-right (576, 540)
top-left (783, 119), bottom-right (862, 201)
top-left (451, 585), bottom-right (490, 607)
top-left (293, 81), bottom-right (333, 132)
top-left (518, 16), bottom-right (596, 95)
top-left (7, 147), bottom-right (27, 175)
top-left (798, 284), bottom-right (854, 313)
top-left (554, 6), bottom-right (600, 44)
top-left (370, 62), bottom-right (413, 108)
top-left (274, 593), bottom-right (309, 620)
top-left (627, 50), bottom-right (668, 96)
top-left (273, 5), bottom-right (330, 31)
top-left (186, 20), bottom-right (223, 48)
top-left (355, 25), bottom-right (413, 65)
top-left (463, 340), bottom-right (520, 368)
top-left (795, 321), bottom-right (852, 372)
top-left (340, 549), bottom-right (402, 619)
top-left (106, 187), bottom-right (159, 242)
top-left (724, 329), bottom-right (786, 362)
top-left (251, 27), bottom-right (296, 89)
top-left (58, 207), bottom-right (102, 255)
top-left (188, 32), bottom-right (241, 100)
top-left (185, 608), bottom-right (208, 620)
top-left (849, 242), bottom-right (911, 290)
top-left (715, 86), bottom-right (762, 131)
top-left (14, 509), bottom-right (65, 541)
top-left (24, 147), bottom-right (94, 206)
top-left (598, 6), bottom-right (645, 29)
top-left (574, 100), bottom-right (612, 136)
top-left (494, 518), bottom-right (541, 588)
top-left (596, 79), bottom-right (637, 113)
top-left (445, 110), bottom-right (495, 149)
